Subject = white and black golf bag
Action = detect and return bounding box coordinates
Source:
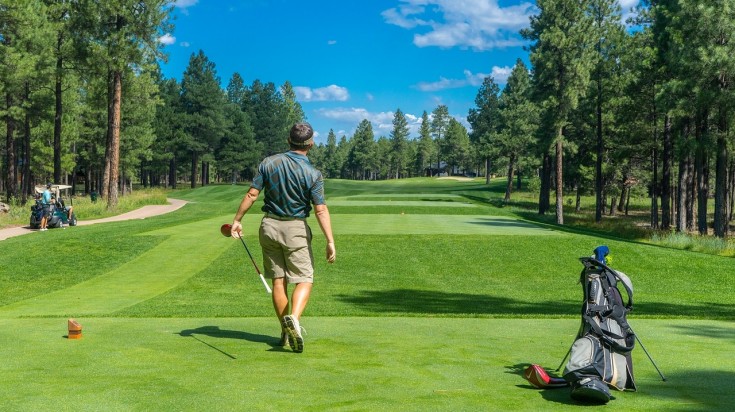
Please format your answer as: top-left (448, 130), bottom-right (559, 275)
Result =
top-left (563, 252), bottom-right (637, 403)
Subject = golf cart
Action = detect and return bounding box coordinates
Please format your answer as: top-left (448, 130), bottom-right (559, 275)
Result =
top-left (29, 184), bottom-right (77, 229)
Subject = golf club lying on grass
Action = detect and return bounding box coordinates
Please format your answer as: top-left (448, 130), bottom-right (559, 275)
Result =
top-left (220, 223), bottom-right (272, 294)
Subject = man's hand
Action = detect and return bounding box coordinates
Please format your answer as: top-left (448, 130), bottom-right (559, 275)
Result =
top-left (231, 221), bottom-right (243, 239)
top-left (326, 242), bottom-right (336, 263)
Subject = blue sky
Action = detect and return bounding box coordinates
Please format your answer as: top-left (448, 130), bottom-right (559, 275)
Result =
top-left (159, 0), bottom-right (639, 145)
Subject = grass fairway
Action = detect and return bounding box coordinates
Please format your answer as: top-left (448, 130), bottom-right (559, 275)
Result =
top-left (1, 178), bottom-right (733, 411)
top-left (0, 318), bottom-right (732, 411)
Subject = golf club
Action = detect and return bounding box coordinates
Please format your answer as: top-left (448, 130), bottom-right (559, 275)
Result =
top-left (220, 223), bottom-right (272, 294)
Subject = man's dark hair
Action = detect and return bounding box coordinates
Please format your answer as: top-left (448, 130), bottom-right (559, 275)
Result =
top-left (288, 122), bottom-right (314, 149)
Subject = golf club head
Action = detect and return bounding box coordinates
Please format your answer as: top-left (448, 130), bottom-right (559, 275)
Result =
top-left (220, 223), bottom-right (232, 237)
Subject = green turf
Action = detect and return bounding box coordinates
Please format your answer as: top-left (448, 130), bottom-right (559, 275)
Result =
top-left (0, 318), bottom-right (731, 411)
top-left (1, 178), bottom-right (733, 410)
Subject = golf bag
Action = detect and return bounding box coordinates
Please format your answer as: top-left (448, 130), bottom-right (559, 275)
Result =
top-left (563, 247), bottom-right (637, 403)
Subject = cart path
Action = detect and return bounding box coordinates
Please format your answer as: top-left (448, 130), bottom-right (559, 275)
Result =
top-left (0, 198), bottom-right (187, 241)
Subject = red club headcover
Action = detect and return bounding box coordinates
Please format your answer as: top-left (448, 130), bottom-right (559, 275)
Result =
top-left (524, 364), bottom-right (569, 389)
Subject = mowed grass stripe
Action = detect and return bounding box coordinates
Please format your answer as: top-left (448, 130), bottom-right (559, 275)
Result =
top-left (0, 215), bottom-right (261, 318)
top-left (327, 200), bottom-right (477, 207)
top-left (330, 214), bottom-right (558, 235)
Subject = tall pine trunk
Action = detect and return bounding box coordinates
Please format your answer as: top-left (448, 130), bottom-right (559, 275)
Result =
top-left (504, 154), bottom-right (515, 202)
top-left (595, 62), bottom-right (603, 223)
top-left (22, 85), bottom-right (31, 203)
top-left (539, 152), bottom-right (551, 215)
top-left (5, 94), bottom-right (17, 201)
top-left (713, 107), bottom-right (729, 238)
top-left (106, 70), bottom-right (122, 209)
top-left (555, 128), bottom-right (564, 225)
top-left (101, 71), bottom-right (113, 199)
top-left (485, 157), bottom-right (491, 184)
top-left (190, 153), bottom-right (198, 189)
top-left (661, 115), bottom-right (672, 230)
top-left (695, 111), bottom-right (709, 234)
top-left (54, 34), bottom-right (63, 185)
top-left (677, 156), bottom-right (688, 232)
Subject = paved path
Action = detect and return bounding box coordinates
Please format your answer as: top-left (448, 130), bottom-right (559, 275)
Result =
top-left (0, 198), bottom-right (187, 241)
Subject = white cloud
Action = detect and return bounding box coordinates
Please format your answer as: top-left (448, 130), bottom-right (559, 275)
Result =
top-left (383, 0), bottom-right (535, 50)
top-left (317, 108), bottom-right (393, 125)
top-left (416, 66), bottom-right (512, 91)
top-left (315, 108), bottom-right (464, 139)
top-left (174, 0), bottom-right (198, 15)
top-left (327, 40), bottom-right (337, 45)
top-left (294, 85), bottom-right (349, 102)
top-left (159, 33), bottom-right (176, 45)
top-left (174, 0), bottom-right (198, 9)
top-left (618, 0), bottom-right (641, 24)
top-left (180, 41), bottom-right (191, 48)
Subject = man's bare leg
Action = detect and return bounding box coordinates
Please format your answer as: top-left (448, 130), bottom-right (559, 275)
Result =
top-left (272, 278), bottom-right (290, 346)
top-left (290, 282), bottom-right (312, 320)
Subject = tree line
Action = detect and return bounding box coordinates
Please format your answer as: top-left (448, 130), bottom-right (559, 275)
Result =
top-left (2, 1), bottom-right (734, 238)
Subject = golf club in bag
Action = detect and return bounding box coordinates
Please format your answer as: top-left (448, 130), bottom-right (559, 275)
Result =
top-left (558, 246), bottom-right (663, 403)
top-left (220, 223), bottom-right (272, 294)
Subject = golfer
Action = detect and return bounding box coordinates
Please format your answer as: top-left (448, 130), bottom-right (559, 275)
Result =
top-left (39, 183), bottom-right (52, 231)
top-left (230, 122), bottom-right (336, 353)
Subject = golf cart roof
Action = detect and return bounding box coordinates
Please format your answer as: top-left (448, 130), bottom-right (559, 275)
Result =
top-left (34, 184), bottom-right (72, 194)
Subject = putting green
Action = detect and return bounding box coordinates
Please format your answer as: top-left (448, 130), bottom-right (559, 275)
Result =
top-left (330, 214), bottom-right (558, 235)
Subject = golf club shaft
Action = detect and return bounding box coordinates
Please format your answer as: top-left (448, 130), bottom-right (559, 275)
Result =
top-left (633, 333), bottom-right (667, 381)
top-left (556, 344), bottom-right (573, 372)
top-left (238, 236), bottom-right (272, 294)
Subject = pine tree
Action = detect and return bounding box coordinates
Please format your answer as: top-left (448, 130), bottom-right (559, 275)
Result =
top-left (497, 59), bottom-right (538, 201)
top-left (180, 50), bottom-right (226, 188)
top-left (389, 108), bottom-right (410, 178)
top-left (468, 76), bottom-right (501, 183)
top-left (415, 111), bottom-right (434, 176)
top-left (523, 0), bottom-right (596, 224)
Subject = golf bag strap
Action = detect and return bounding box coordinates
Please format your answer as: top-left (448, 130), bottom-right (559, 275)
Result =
top-left (582, 312), bottom-right (634, 349)
top-left (597, 260), bottom-right (634, 309)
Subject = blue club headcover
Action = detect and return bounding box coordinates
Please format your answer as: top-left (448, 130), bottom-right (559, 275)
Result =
top-left (594, 245), bottom-right (609, 264)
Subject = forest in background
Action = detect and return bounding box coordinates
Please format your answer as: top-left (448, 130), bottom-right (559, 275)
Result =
top-left (2, 1), bottom-right (734, 237)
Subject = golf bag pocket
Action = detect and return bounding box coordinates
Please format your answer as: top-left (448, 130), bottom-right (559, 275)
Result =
top-left (564, 334), bottom-right (631, 393)
top-left (564, 336), bottom-right (613, 402)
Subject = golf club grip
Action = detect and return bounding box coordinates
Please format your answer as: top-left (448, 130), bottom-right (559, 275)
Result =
top-left (259, 274), bottom-right (272, 293)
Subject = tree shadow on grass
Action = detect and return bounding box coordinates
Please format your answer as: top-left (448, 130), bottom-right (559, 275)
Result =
top-left (632, 302), bottom-right (735, 320)
top-left (336, 289), bottom-right (735, 318)
top-left (466, 217), bottom-right (550, 229)
top-left (667, 324), bottom-right (735, 342)
top-left (637, 369), bottom-right (735, 412)
top-left (335, 289), bottom-right (576, 316)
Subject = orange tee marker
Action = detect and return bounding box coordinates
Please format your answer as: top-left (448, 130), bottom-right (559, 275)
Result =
top-left (68, 318), bottom-right (82, 339)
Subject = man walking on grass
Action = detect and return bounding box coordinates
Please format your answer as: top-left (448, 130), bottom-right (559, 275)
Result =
top-left (230, 122), bottom-right (336, 353)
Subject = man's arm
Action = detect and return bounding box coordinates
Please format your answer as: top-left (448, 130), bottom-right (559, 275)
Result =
top-left (314, 203), bottom-right (336, 263)
top-left (231, 187), bottom-right (260, 238)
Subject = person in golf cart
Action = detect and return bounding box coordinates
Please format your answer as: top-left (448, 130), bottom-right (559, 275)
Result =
top-left (54, 189), bottom-right (73, 221)
top-left (230, 122), bottom-right (336, 353)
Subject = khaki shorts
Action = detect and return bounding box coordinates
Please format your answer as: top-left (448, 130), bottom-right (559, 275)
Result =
top-left (259, 216), bottom-right (314, 284)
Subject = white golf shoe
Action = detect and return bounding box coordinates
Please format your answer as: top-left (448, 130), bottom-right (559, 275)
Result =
top-left (283, 315), bottom-right (304, 353)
